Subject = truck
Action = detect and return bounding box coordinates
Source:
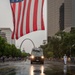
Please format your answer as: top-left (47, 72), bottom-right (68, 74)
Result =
top-left (30, 48), bottom-right (44, 64)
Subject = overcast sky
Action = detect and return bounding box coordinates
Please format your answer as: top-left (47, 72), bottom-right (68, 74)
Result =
top-left (0, 0), bottom-right (47, 53)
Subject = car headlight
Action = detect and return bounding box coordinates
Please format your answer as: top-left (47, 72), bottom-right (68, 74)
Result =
top-left (41, 56), bottom-right (44, 59)
top-left (31, 55), bottom-right (34, 59)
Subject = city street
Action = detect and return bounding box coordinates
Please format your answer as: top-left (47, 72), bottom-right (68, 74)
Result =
top-left (1, 0), bottom-right (75, 75)
top-left (0, 59), bottom-right (75, 75)
top-left (0, 59), bottom-right (47, 75)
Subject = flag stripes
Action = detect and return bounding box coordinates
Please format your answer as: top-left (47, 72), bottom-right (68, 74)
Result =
top-left (10, 0), bottom-right (45, 39)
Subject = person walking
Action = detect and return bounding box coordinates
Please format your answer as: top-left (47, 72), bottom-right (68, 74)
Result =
top-left (63, 54), bottom-right (67, 65)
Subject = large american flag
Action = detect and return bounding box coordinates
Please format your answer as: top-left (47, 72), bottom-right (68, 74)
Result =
top-left (10, 0), bottom-right (45, 39)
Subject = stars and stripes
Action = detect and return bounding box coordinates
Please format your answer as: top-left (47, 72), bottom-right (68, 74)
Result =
top-left (10, 0), bottom-right (23, 3)
top-left (10, 0), bottom-right (45, 39)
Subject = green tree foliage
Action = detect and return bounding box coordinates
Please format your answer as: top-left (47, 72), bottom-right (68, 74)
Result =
top-left (4, 43), bottom-right (12, 57)
top-left (40, 28), bottom-right (75, 58)
top-left (0, 36), bottom-right (28, 58)
top-left (49, 37), bottom-right (61, 58)
top-left (10, 44), bottom-right (22, 57)
top-left (16, 49), bottom-right (21, 57)
top-left (21, 52), bottom-right (28, 57)
top-left (0, 36), bottom-right (6, 56)
top-left (11, 44), bottom-right (17, 57)
top-left (47, 51), bottom-right (53, 58)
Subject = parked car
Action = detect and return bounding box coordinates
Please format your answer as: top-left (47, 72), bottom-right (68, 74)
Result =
top-left (30, 48), bottom-right (44, 64)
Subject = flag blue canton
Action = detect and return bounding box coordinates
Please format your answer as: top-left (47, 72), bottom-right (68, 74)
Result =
top-left (10, 0), bottom-right (23, 3)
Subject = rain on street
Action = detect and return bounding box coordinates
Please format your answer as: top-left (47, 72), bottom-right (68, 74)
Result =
top-left (1, 59), bottom-right (75, 75)
top-left (11, 59), bottom-right (46, 75)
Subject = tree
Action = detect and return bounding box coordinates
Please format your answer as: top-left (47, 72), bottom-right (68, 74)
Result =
top-left (41, 30), bottom-right (75, 58)
top-left (11, 44), bottom-right (17, 57)
top-left (15, 49), bottom-right (21, 57)
top-left (0, 36), bottom-right (6, 56)
top-left (4, 43), bottom-right (12, 57)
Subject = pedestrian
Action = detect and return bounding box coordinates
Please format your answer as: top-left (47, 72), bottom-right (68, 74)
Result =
top-left (63, 54), bottom-right (67, 65)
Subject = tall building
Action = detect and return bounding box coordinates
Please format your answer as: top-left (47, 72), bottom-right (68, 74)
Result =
top-left (0, 28), bottom-right (15, 45)
top-left (64, 0), bottom-right (72, 29)
top-left (64, 0), bottom-right (75, 30)
top-left (47, 0), bottom-right (64, 39)
top-left (59, 3), bottom-right (64, 31)
top-left (47, 0), bottom-right (75, 40)
top-left (0, 30), bottom-right (7, 40)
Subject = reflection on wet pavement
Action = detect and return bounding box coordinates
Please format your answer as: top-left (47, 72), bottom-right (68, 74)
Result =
top-left (63, 64), bottom-right (75, 75)
top-left (44, 62), bottom-right (75, 75)
top-left (6, 60), bottom-right (75, 75)
top-left (41, 66), bottom-right (44, 75)
top-left (30, 65), bottom-right (45, 75)
top-left (67, 65), bottom-right (75, 75)
top-left (30, 65), bottom-right (34, 75)
top-left (63, 65), bottom-right (67, 75)
top-left (7, 60), bottom-right (45, 75)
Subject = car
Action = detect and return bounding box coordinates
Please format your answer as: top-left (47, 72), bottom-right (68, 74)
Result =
top-left (30, 48), bottom-right (44, 64)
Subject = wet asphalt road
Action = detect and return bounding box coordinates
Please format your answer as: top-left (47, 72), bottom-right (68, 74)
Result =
top-left (7, 59), bottom-right (47, 75)
top-left (1, 59), bottom-right (75, 75)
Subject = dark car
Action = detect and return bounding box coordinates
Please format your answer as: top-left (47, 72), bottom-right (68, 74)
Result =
top-left (30, 48), bottom-right (44, 64)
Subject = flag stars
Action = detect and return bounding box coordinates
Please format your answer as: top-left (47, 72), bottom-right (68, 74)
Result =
top-left (10, 0), bottom-right (23, 3)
